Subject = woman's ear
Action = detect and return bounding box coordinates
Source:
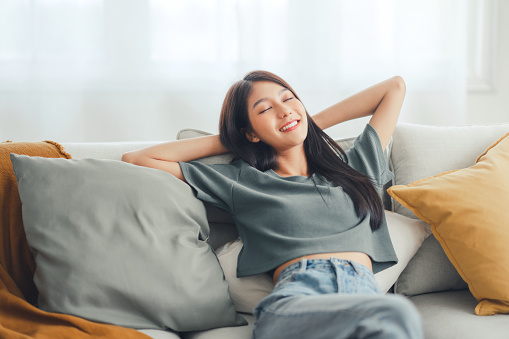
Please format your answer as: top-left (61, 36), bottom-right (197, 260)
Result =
top-left (243, 129), bottom-right (260, 143)
top-left (246, 132), bottom-right (260, 142)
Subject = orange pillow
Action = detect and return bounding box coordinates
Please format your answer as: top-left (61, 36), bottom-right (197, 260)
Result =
top-left (388, 133), bottom-right (509, 316)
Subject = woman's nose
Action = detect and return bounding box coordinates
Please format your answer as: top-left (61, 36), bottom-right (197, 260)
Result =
top-left (277, 105), bottom-right (292, 118)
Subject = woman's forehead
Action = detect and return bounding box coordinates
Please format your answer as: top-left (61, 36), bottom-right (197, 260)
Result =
top-left (248, 81), bottom-right (289, 107)
top-left (250, 81), bottom-right (285, 95)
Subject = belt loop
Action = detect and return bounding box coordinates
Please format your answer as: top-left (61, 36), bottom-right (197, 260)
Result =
top-left (299, 258), bottom-right (308, 272)
top-left (329, 257), bottom-right (341, 293)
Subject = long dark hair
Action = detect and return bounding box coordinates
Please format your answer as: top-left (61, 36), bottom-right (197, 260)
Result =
top-left (219, 70), bottom-right (384, 231)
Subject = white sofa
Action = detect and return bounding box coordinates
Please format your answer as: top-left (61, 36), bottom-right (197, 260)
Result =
top-left (59, 122), bottom-right (509, 339)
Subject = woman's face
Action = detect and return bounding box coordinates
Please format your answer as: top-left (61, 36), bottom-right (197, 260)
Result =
top-left (245, 81), bottom-right (308, 153)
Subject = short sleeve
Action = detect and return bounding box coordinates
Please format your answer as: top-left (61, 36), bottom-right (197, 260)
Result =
top-left (345, 123), bottom-right (394, 187)
top-left (178, 160), bottom-right (240, 215)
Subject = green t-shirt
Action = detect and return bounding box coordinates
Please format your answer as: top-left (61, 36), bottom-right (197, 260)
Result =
top-left (179, 124), bottom-right (397, 277)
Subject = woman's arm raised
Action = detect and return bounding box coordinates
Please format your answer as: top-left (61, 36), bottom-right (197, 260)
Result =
top-left (311, 76), bottom-right (406, 151)
top-left (122, 134), bottom-right (229, 182)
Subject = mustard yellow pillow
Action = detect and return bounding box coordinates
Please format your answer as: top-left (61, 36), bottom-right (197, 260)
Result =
top-left (387, 132), bottom-right (509, 316)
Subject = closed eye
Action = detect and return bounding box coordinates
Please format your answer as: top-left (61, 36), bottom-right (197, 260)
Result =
top-left (259, 97), bottom-right (293, 114)
top-left (259, 107), bottom-right (272, 114)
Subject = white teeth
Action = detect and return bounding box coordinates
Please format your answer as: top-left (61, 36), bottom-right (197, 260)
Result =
top-left (280, 120), bottom-right (298, 132)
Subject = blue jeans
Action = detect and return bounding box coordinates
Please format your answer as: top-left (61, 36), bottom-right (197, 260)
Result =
top-left (252, 258), bottom-right (423, 339)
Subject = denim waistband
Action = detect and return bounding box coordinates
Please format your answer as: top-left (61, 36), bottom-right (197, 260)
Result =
top-left (276, 257), bottom-right (373, 284)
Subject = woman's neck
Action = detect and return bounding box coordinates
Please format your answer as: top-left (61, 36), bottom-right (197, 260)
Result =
top-left (274, 148), bottom-right (310, 177)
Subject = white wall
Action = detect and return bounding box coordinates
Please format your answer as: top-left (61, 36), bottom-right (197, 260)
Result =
top-left (0, 1), bottom-right (507, 143)
top-left (467, 0), bottom-right (509, 124)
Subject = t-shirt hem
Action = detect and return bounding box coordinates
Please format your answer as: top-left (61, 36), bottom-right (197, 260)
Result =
top-left (236, 252), bottom-right (398, 278)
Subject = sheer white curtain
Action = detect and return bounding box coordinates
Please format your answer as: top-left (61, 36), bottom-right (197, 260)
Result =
top-left (0, 0), bottom-right (467, 142)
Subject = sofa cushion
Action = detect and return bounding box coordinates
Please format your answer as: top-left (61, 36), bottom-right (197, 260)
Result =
top-left (393, 235), bottom-right (468, 296)
top-left (10, 154), bottom-right (246, 331)
top-left (214, 211), bottom-right (431, 314)
top-left (214, 239), bottom-right (273, 314)
top-left (388, 132), bottom-right (509, 315)
top-left (375, 211), bottom-right (431, 292)
top-left (410, 290), bottom-right (509, 339)
top-left (181, 314), bottom-right (255, 339)
top-left (390, 123), bottom-right (509, 296)
top-left (136, 329), bottom-right (181, 339)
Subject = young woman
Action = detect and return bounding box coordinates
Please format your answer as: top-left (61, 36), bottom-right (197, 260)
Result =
top-left (122, 71), bottom-right (423, 339)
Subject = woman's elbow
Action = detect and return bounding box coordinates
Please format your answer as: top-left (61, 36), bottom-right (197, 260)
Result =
top-left (121, 151), bottom-right (139, 164)
top-left (392, 76), bottom-right (406, 92)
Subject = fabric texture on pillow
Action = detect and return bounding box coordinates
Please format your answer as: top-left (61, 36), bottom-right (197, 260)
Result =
top-left (215, 211), bottom-right (431, 314)
top-left (388, 132), bottom-right (509, 316)
top-left (215, 239), bottom-right (274, 314)
top-left (10, 154), bottom-right (246, 331)
top-left (390, 123), bottom-right (509, 296)
top-left (393, 235), bottom-right (468, 297)
top-left (374, 211), bottom-right (431, 293)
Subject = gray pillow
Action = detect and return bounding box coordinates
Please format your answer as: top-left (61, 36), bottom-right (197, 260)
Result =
top-left (393, 235), bottom-right (467, 296)
top-left (10, 154), bottom-right (246, 331)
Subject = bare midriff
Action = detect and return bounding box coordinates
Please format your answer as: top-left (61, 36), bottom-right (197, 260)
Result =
top-left (272, 252), bottom-right (372, 284)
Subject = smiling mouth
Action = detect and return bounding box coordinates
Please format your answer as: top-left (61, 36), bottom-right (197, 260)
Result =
top-left (279, 120), bottom-right (300, 132)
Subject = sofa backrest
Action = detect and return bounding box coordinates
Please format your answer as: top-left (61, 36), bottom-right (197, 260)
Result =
top-left (389, 122), bottom-right (509, 218)
top-left (62, 141), bottom-right (162, 161)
